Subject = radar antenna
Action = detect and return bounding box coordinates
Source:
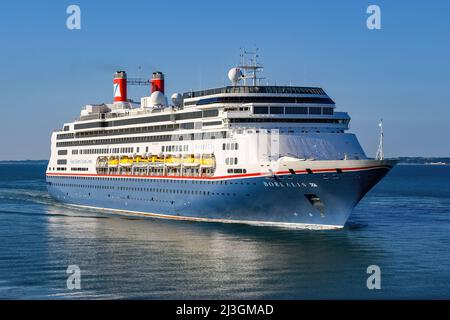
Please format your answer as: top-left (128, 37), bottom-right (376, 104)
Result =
top-left (376, 119), bottom-right (384, 160)
top-left (238, 48), bottom-right (265, 86)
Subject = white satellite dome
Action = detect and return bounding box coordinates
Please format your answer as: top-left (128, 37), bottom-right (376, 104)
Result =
top-left (228, 67), bottom-right (242, 85)
top-left (150, 91), bottom-right (168, 106)
top-left (171, 93), bottom-right (183, 107)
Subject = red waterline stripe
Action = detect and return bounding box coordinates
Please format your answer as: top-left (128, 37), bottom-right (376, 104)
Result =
top-left (46, 165), bottom-right (391, 180)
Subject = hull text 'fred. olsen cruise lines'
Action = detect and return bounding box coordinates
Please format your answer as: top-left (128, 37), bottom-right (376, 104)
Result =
top-left (46, 54), bottom-right (396, 229)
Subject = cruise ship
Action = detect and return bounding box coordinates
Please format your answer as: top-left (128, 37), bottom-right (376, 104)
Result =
top-left (46, 56), bottom-right (396, 229)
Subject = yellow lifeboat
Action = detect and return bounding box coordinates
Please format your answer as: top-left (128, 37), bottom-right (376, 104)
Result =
top-left (182, 154), bottom-right (199, 167)
top-left (133, 155), bottom-right (148, 167)
top-left (108, 156), bottom-right (119, 167)
top-left (165, 154), bottom-right (181, 167)
top-left (149, 154), bottom-right (164, 167)
top-left (119, 156), bottom-right (133, 167)
top-left (200, 154), bottom-right (216, 167)
top-left (193, 154), bottom-right (203, 166)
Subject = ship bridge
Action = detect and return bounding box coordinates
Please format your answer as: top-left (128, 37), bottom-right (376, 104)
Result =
top-left (182, 85), bottom-right (335, 107)
top-left (181, 85), bottom-right (343, 128)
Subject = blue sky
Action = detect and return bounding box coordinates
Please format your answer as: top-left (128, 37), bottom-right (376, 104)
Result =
top-left (0, 0), bottom-right (449, 160)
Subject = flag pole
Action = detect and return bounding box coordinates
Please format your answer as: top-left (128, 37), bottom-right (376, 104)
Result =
top-left (376, 119), bottom-right (384, 160)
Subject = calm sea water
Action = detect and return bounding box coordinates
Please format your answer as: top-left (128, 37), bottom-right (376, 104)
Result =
top-left (0, 162), bottom-right (449, 299)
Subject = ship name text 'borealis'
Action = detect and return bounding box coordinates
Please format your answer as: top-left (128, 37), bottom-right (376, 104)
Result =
top-left (46, 54), bottom-right (396, 229)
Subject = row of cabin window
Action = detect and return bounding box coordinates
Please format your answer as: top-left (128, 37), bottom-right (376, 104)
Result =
top-left (72, 146), bottom-right (147, 155)
top-left (222, 143), bottom-right (239, 150)
top-left (162, 145), bottom-right (188, 152)
top-left (59, 117), bottom-right (221, 141)
top-left (223, 107), bottom-right (250, 112)
top-left (56, 131), bottom-right (229, 147)
top-left (69, 144), bottom-right (191, 156)
top-left (73, 123), bottom-right (180, 139)
top-left (253, 106), bottom-right (334, 115)
top-left (227, 168), bottom-right (247, 174)
top-left (71, 148), bottom-right (123, 155)
top-left (49, 175), bottom-right (257, 185)
top-left (72, 110), bottom-right (219, 130)
top-left (49, 182), bottom-right (239, 197)
top-left (225, 157), bottom-right (238, 165)
top-left (57, 133), bottom-right (74, 140)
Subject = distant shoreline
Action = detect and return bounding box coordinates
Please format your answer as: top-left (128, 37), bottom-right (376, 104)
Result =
top-left (0, 160), bottom-right (48, 164)
top-left (397, 162), bottom-right (450, 166)
top-left (388, 157), bottom-right (450, 165)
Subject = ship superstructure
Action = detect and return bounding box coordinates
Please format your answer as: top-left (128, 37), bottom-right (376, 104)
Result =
top-left (46, 55), bottom-right (396, 229)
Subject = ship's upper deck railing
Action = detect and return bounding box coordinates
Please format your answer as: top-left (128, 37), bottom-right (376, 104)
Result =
top-left (78, 107), bottom-right (168, 122)
top-left (183, 86), bottom-right (326, 99)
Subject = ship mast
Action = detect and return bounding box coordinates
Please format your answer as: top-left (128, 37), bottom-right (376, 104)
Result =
top-left (238, 48), bottom-right (264, 86)
top-left (376, 119), bottom-right (384, 160)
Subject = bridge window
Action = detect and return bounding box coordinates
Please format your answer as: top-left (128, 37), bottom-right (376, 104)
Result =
top-left (253, 106), bottom-right (268, 114)
top-left (269, 106), bottom-right (284, 114)
top-left (309, 107), bottom-right (322, 115)
top-left (285, 107), bottom-right (307, 114)
top-left (323, 107), bottom-right (334, 115)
